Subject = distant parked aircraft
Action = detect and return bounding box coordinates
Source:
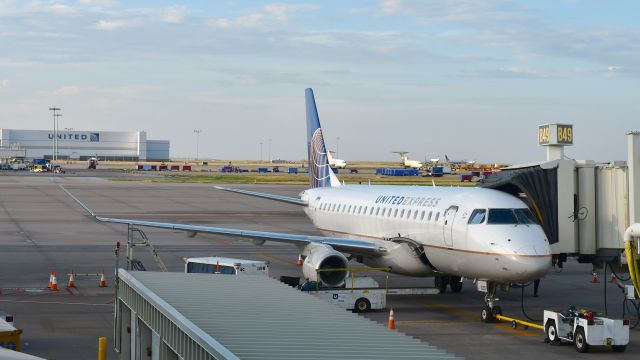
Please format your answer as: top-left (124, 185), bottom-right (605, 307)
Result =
top-left (392, 151), bottom-right (422, 169)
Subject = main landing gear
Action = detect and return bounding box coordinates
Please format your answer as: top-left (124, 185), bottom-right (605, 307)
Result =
top-left (434, 275), bottom-right (463, 294)
top-left (479, 281), bottom-right (502, 323)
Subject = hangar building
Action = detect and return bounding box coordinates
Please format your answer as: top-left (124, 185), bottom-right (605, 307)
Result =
top-left (0, 129), bottom-right (170, 161)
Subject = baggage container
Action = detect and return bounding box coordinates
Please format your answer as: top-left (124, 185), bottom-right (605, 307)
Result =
top-left (0, 317), bottom-right (21, 351)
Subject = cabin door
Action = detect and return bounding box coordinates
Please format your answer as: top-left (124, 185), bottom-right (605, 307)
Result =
top-left (442, 206), bottom-right (458, 247)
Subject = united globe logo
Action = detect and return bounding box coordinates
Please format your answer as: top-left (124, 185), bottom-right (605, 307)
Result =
top-left (90, 133), bottom-right (100, 142)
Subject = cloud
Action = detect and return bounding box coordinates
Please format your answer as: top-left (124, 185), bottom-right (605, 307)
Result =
top-left (212, 3), bottom-right (318, 30)
top-left (49, 4), bottom-right (82, 16)
top-left (214, 13), bottom-right (265, 29)
top-left (160, 5), bottom-right (187, 23)
top-left (52, 84), bottom-right (162, 97)
top-left (95, 18), bottom-right (139, 31)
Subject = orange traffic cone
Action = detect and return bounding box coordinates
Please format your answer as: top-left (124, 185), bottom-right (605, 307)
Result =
top-left (297, 255), bottom-right (303, 266)
top-left (48, 271), bottom-right (53, 289)
top-left (98, 270), bottom-right (107, 287)
top-left (591, 272), bottom-right (599, 283)
top-left (388, 308), bottom-right (396, 330)
top-left (68, 270), bottom-right (76, 288)
top-left (50, 272), bottom-right (59, 291)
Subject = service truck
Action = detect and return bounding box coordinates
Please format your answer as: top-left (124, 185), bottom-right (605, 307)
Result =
top-left (184, 257), bottom-right (269, 276)
top-left (299, 271), bottom-right (439, 313)
top-left (544, 307), bottom-right (630, 353)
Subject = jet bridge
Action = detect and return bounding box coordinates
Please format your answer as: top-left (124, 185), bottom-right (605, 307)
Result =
top-left (481, 127), bottom-right (640, 269)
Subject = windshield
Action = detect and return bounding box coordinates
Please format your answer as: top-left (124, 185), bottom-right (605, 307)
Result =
top-left (487, 208), bottom-right (538, 225)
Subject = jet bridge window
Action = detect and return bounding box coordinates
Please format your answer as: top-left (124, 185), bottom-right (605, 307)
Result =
top-left (468, 209), bottom-right (486, 224)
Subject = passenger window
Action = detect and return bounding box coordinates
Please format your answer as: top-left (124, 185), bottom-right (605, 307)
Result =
top-left (376, 208), bottom-right (380, 216)
top-left (420, 211), bottom-right (425, 220)
top-left (348, 205), bottom-right (352, 213)
top-left (400, 209), bottom-right (405, 218)
top-left (468, 209), bottom-right (487, 224)
top-left (359, 206), bottom-right (363, 214)
top-left (428, 211), bottom-right (433, 221)
top-left (393, 209), bottom-right (398, 217)
top-left (435, 212), bottom-right (440, 222)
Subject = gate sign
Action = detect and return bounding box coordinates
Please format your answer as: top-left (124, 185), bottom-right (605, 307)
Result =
top-left (538, 124), bottom-right (573, 146)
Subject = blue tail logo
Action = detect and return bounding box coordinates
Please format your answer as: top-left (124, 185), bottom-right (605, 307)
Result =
top-left (305, 88), bottom-right (340, 188)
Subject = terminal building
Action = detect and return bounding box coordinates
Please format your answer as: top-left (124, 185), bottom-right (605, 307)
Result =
top-left (0, 129), bottom-right (170, 161)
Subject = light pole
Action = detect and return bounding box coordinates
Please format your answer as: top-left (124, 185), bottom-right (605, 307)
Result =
top-left (268, 138), bottom-right (272, 163)
top-left (48, 107), bottom-right (60, 165)
top-left (259, 142), bottom-right (263, 163)
top-left (54, 113), bottom-right (62, 161)
top-left (193, 129), bottom-right (202, 161)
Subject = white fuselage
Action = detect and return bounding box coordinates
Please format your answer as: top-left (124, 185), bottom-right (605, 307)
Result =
top-left (301, 185), bottom-right (551, 282)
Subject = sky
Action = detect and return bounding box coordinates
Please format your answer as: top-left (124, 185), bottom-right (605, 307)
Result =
top-left (1, 0), bottom-right (638, 163)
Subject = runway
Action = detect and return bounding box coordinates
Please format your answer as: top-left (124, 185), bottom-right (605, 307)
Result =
top-left (0, 175), bottom-right (637, 359)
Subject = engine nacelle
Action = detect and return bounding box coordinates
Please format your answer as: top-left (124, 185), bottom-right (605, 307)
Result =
top-left (302, 245), bottom-right (349, 287)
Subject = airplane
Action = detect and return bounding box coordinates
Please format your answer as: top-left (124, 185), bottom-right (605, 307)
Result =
top-left (327, 151), bottom-right (347, 169)
top-left (392, 151), bottom-right (423, 169)
top-left (445, 154), bottom-right (476, 166)
top-left (60, 88), bottom-right (551, 322)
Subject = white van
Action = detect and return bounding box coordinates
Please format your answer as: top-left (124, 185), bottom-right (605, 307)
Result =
top-left (184, 257), bottom-right (269, 276)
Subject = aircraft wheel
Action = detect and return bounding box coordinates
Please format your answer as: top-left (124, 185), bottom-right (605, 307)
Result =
top-left (449, 276), bottom-right (463, 293)
top-left (481, 306), bottom-right (494, 323)
top-left (435, 276), bottom-right (449, 294)
top-left (574, 327), bottom-right (589, 353)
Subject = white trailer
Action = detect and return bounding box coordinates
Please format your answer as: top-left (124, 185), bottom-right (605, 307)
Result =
top-left (544, 308), bottom-right (630, 353)
top-left (184, 256), bottom-right (269, 276)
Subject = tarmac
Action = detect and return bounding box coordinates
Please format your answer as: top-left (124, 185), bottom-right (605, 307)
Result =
top-left (0, 172), bottom-right (638, 359)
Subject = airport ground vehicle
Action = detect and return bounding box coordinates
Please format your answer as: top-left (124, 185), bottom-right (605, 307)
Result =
top-left (185, 257), bottom-right (269, 276)
top-left (301, 276), bottom-right (385, 312)
top-left (543, 307), bottom-right (629, 353)
top-left (88, 157), bottom-right (98, 169)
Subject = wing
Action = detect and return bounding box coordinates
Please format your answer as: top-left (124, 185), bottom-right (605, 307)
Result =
top-left (60, 185), bottom-right (386, 256)
top-left (214, 186), bottom-right (307, 206)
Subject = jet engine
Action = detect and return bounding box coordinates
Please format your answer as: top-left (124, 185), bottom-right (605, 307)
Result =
top-left (302, 245), bottom-right (349, 287)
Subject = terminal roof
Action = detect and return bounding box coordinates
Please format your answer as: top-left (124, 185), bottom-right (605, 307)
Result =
top-left (120, 270), bottom-right (459, 360)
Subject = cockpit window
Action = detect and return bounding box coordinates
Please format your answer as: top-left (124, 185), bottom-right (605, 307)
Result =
top-left (514, 208), bottom-right (538, 224)
top-left (487, 209), bottom-right (518, 224)
top-left (468, 209), bottom-right (486, 224)
top-left (487, 208), bottom-right (537, 225)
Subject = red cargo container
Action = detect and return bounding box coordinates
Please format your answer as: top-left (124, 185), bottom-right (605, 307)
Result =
top-left (182, 165), bottom-right (192, 171)
top-left (170, 165), bottom-right (180, 171)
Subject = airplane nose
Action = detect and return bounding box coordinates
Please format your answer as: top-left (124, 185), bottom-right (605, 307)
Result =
top-left (510, 255), bottom-right (552, 281)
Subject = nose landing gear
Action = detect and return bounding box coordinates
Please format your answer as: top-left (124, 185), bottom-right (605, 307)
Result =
top-left (479, 281), bottom-right (502, 323)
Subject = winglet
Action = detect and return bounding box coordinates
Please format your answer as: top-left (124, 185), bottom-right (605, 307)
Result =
top-left (59, 185), bottom-right (97, 218)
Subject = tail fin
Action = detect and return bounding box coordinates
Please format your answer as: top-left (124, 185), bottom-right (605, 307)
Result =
top-left (305, 88), bottom-right (340, 188)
